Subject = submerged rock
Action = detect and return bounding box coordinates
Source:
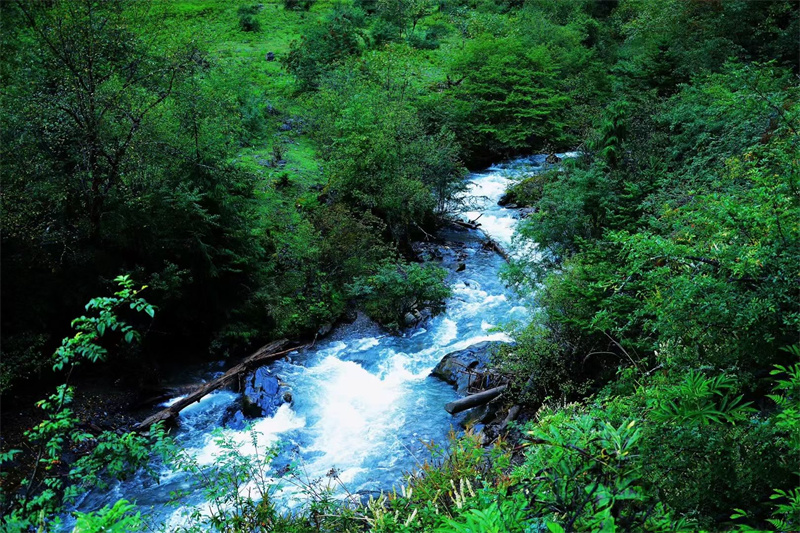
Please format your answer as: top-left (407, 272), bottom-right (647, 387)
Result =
top-left (411, 240), bottom-right (469, 269)
top-left (222, 409), bottom-right (248, 430)
top-left (430, 341), bottom-right (507, 395)
top-left (463, 402), bottom-right (500, 430)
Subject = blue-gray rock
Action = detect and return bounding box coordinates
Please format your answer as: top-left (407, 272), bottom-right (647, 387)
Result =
top-left (222, 409), bottom-right (247, 430)
top-left (430, 341), bottom-right (507, 395)
top-left (241, 367), bottom-right (290, 418)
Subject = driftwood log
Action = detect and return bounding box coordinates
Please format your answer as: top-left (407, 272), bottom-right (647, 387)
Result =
top-left (448, 219), bottom-right (510, 262)
top-left (445, 385), bottom-right (507, 415)
top-left (500, 405), bottom-right (521, 429)
top-left (136, 339), bottom-right (305, 432)
top-left (482, 239), bottom-right (510, 261)
top-left (450, 219), bottom-right (480, 231)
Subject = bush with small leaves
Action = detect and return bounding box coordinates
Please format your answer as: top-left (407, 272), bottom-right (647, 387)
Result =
top-left (0, 276), bottom-right (165, 532)
top-left (238, 5), bottom-right (262, 32)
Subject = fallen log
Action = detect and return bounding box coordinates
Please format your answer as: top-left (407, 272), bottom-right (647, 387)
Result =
top-left (500, 405), bottom-right (521, 429)
top-left (482, 238), bottom-right (510, 261)
top-left (445, 385), bottom-right (507, 415)
top-left (450, 219), bottom-right (480, 230)
top-left (134, 384), bottom-right (208, 409)
top-left (498, 373), bottom-right (536, 431)
top-left (446, 219), bottom-right (510, 262)
top-left (136, 339), bottom-right (305, 432)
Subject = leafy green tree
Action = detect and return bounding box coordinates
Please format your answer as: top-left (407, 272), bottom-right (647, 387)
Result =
top-left (10, 0), bottom-right (186, 241)
top-left (284, 7), bottom-right (367, 91)
top-left (447, 35), bottom-right (569, 158)
top-left (375, 0), bottom-right (436, 38)
top-left (614, 0), bottom-right (799, 95)
top-left (238, 4), bottom-right (262, 32)
top-left (311, 61), bottom-right (466, 244)
top-left (0, 0), bottom-right (186, 387)
top-left (0, 276), bottom-right (168, 532)
top-left (348, 261), bottom-right (451, 328)
top-left (1, 0), bottom-right (277, 386)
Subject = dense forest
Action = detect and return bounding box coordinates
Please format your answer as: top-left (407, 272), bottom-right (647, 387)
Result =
top-left (1, 0), bottom-right (798, 531)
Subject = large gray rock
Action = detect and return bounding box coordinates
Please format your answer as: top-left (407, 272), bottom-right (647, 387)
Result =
top-left (497, 192), bottom-right (515, 206)
top-left (431, 341), bottom-right (506, 395)
top-left (241, 367), bottom-right (290, 418)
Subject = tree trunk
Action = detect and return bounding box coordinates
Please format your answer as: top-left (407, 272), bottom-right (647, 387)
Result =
top-left (445, 385), bottom-right (507, 415)
top-left (136, 339), bottom-right (304, 432)
top-left (447, 219), bottom-right (510, 261)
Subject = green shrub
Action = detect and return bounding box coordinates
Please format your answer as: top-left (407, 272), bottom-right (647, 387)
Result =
top-left (363, 430), bottom-right (513, 532)
top-left (169, 426), bottom-right (362, 532)
top-left (514, 407), bottom-right (689, 532)
top-left (407, 30), bottom-right (440, 49)
top-left (0, 277), bottom-right (167, 531)
top-left (284, 7), bottom-right (366, 90)
top-left (370, 17), bottom-right (402, 45)
top-left (72, 500), bottom-right (143, 533)
top-left (348, 261), bottom-right (450, 328)
top-left (284, 0), bottom-right (316, 10)
top-left (237, 5), bottom-right (262, 32)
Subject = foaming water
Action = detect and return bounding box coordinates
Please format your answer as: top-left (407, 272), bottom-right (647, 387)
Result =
top-left (463, 152), bottom-right (577, 252)
top-left (189, 404), bottom-right (306, 467)
top-left (76, 155), bottom-right (572, 528)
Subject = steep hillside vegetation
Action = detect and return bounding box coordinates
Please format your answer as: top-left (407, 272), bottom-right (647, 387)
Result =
top-left (1, 0), bottom-right (798, 531)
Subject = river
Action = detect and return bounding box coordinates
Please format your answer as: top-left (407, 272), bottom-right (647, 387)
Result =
top-left (72, 153), bottom-right (573, 529)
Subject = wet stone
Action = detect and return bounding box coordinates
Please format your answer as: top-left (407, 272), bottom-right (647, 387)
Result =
top-left (431, 341), bottom-right (508, 395)
top-left (240, 367), bottom-right (290, 419)
top-left (222, 409), bottom-right (247, 430)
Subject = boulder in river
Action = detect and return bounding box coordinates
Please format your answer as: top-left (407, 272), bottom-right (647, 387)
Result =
top-left (241, 367), bottom-right (291, 418)
top-left (545, 153), bottom-right (562, 165)
top-left (431, 341), bottom-right (507, 395)
top-left (497, 192), bottom-right (515, 206)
